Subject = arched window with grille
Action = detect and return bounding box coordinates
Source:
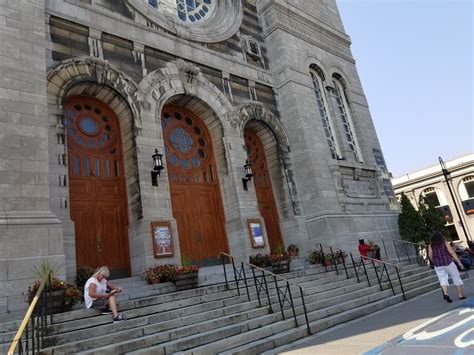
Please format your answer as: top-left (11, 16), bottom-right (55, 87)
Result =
top-left (310, 66), bottom-right (340, 160)
top-left (333, 76), bottom-right (362, 162)
top-left (459, 176), bottom-right (474, 215)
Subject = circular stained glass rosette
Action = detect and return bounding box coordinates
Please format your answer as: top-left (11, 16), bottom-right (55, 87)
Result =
top-left (66, 103), bottom-right (115, 151)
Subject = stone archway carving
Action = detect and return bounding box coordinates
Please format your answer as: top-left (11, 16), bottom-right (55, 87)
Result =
top-left (139, 60), bottom-right (235, 136)
top-left (235, 102), bottom-right (302, 216)
top-left (47, 57), bottom-right (144, 135)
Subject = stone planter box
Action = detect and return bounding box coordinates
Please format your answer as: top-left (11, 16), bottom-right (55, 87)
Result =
top-left (29, 289), bottom-right (68, 314)
top-left (174, 272), bottom-right (199, 291)
top-left (271, 259), bottom-right (291, 274)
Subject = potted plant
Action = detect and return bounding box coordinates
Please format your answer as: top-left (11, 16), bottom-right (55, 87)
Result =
top-left (28, 277), bottom-right (80, 313)
top-left (174, 256), bottom-right (199, 291)
top-left (249, 253), bottom-right (271, 268)
top-left (335, 250), bottom-right (347, 264)
top-left (270, 245), bottom-right (292, 274)
top-left (156, 264), bottom-right (177, 283)
top-left (287, 244), bottom-right (299, 257)
top-left (143, 266), bottom-right (161, 284)
top-left (367, 240), bottom-right (380, 259)
top-left (308, 250), bottom-right (323, 265)
top-left (27, 261), bottom-right (81, 313)
top-left (322, 254), bottom-right (334, 267)
top-left (75, 266), bottom-right (95, 292)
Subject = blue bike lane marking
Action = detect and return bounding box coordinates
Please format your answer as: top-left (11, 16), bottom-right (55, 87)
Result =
top-left (364, 299), bottom-right (474, 354)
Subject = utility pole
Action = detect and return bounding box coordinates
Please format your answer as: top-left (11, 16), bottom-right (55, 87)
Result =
top-left (438, 156), bottom-right (471, 242)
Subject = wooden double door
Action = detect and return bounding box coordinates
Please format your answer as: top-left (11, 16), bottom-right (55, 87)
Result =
top-left (162, 106), bottom-right (229, 264)
top-left (244, 129), bottom-right (284, 251)
top-left (65, 95), bottom-right (130, 277)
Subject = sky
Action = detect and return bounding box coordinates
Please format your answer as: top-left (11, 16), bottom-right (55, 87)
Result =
top-left (336, 0), bottom-right (473, 177)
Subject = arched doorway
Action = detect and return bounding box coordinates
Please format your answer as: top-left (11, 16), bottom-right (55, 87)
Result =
top-left (162, 105), bottom-right (229, 264)
top-left (244, 129), bottom-right (283, 251)
top-left (65, 95), bottom-right (130, 277)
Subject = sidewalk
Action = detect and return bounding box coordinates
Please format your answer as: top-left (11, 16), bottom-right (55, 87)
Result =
top-left (280, 276), bottom-right (474, 354)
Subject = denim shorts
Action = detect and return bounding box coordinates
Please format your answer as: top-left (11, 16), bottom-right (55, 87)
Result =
top-left (91, 298), bottom-right (108, 309)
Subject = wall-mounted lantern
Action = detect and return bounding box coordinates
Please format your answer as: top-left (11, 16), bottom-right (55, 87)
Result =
top-left (242, 160), bottom-right (253, 191)
top-left (151, 149), bottom-right (164, 186)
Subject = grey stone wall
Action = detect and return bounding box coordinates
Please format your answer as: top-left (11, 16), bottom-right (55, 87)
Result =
top-left (0, 0), bottom-right (400, 316)
top-left (0, 0), bottom-right (65, 317)
top-left (258, 0), bottom-right (400, 251)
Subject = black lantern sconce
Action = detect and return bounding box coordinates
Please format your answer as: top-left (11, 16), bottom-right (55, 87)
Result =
top-left (242, 160), bottom-right (254, 191)
top-left (151, 149), bottom-right (164, 187)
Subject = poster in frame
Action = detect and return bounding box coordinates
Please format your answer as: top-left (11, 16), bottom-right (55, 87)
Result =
top-left (247, 218), bottom-right (265, 248)
top-left (151, 221), bottom-right (174, 258)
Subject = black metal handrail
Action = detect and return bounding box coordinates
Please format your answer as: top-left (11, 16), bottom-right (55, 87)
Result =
top-left (317, 243), bottom-right (406, 300)
top-left (219, 252), bottom-right (311, 335)
top-left (380, 237), bottom-right (428, 266)
top-left (9, 273), bottom-right (54, 354)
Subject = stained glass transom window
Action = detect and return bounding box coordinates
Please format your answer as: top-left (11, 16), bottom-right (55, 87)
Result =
top-left (162, 107), bottom-right (214, 184)
top-left (310, 70), bottom-right (339, 160)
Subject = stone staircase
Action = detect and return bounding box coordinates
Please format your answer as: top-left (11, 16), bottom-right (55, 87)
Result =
top-left (0, 261), bottom-right (441, 354)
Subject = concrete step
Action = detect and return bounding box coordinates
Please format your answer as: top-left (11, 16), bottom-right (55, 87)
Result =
top-left (0, 261), bottom-right (435, 355)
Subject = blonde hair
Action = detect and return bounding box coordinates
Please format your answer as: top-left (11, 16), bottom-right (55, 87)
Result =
top-left (92, 266), bottom-right (110, 278)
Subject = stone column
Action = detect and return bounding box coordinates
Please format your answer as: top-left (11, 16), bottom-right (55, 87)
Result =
top-left (0, 0), bottom-right (65, 316)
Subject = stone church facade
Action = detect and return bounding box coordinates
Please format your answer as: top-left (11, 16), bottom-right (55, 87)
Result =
top-left (0, 0), bottom-right (399, 315)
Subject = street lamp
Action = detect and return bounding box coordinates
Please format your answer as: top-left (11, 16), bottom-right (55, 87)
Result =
top-left (438, 156), bottom-right (471, 242)
top-left (242, 160), bottom-right (254, 191)
top-left (151, 149), bottom-right (164, 186)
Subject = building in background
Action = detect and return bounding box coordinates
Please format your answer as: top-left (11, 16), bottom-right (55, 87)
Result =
top-left (392, 154), bottom-right (474, 243)
top-left (0, 0), bottom-right (399, 315)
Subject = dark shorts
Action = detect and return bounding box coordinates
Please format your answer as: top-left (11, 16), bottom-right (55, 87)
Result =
top-left (91, 298), bottom-right (108, 309)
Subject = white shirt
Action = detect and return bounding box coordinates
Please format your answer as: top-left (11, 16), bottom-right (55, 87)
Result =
top-left (84, 277), bottom-right (107, 309)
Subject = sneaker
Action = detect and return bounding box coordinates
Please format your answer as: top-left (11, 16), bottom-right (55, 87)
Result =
top-left (113, 313), bottom-right (125, 323)
top-left (101, 308), bottom-right (113, 315)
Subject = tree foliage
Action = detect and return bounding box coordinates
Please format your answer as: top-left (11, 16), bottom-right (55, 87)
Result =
top-left (418, 195), bottom-right (448, 241)
top-left (398, 192), bottom-right (448, 243)
top-left (398, 193), bottom-right (425, 243)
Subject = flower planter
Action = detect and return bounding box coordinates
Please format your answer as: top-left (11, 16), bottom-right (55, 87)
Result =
top-left (367, 250), bottom-right (377, 259)
top-left (323, 259), bottom-right (334, 267)
top-left (29, 289), bottom-right (67, 314)
top-left (174, 272), bottom-right (199, 291)
top-left (149, 276), bottom-right (161, 284)
top-left (271, 259), bottom-right (291, 274)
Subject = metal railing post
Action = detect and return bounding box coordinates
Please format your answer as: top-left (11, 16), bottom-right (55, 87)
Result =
top-left (384, 264), bottom-right (395, 296)
top-left (340, 249), bottom-right (349, 279)
top-left (262, 271), bottom-right (273, 314)
top-left (274, 276), bottom-right (285, 319)
top-left (393, 240), bottom-right (400, 262)
top-left (251, 267), bottom-right (262, 307)
top-left (320, 244), bottom-right (327, 272)
top-left (371, 259), bottom-right (383, 291)
top-left (287, 281), bottom-right (298, 326)
top-left (361, 257), bottom-right (371, 287)
top-left (329, 247), bottom-right (339, 275)
top-left (241, 262), bottom-right (251, 302)
top-left (231, 258), bottom-right (240, 296)
top-left (299, 287), bottom-right (311, 335)
top-left (350, 253), bottom-right (360, 283)
top-left (395, 266), bottom-right (406, 300)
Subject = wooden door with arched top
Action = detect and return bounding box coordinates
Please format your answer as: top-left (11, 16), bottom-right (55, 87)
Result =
top-left (244, 129), bottom-right (283, 251)
top-left (65, 95), bottom-right (130, 277)
top-left (162, 105), bottom-right (229, 264)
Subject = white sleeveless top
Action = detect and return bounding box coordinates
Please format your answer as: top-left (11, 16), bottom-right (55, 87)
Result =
top-left (84, 277), bottom-right (107, 309)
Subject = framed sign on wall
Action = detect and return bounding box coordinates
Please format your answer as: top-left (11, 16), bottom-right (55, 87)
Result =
top-left (247, 218), bottom-right (265, 248)
top-left (151, 221), bottom-right (174, 258)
